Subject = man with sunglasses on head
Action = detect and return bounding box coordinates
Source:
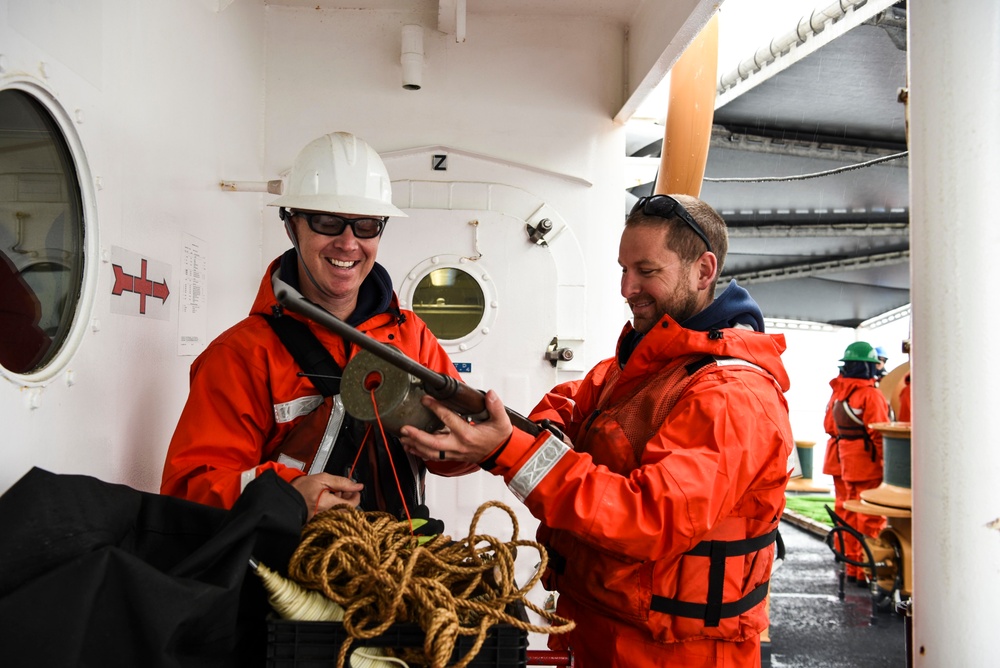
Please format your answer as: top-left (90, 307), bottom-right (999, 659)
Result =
top-left (400, 194), bottom-right (795, 667)
top-left (161, 132), bottom-right (474, 521)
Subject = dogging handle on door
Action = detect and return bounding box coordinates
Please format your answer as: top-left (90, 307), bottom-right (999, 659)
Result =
top-left (544, 336), bottom-right (574, 367)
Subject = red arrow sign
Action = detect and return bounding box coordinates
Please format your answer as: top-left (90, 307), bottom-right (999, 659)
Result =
top-left (112, 258), bottom-right (169, 314)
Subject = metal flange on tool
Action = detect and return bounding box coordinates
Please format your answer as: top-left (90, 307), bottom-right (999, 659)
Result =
top-left (341, 347), bottom-right (443, 436)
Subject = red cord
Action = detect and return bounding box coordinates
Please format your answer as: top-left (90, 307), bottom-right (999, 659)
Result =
top-left (369, 387), bottom-right (414, 531)
top-left (347, 424), bottom-right (372, 479)
top-left (317, 425), bottom-right (372, 518)
top-left (313, 487), bottom-right (327, 517)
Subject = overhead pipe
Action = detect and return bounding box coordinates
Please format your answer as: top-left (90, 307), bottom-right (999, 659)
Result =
top-left (717, 0), bottom-right (893, 99)
top-left (655, 13), bottom-right (718, 197)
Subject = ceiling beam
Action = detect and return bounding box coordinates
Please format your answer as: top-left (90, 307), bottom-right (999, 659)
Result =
top-left (715, 0), bottom-right (900, 108)
top-left (613, 0), bottom-right (717, 125)
top-left (709, 126), bottom-right (909, 163)
top-left (726, 222), bottom-right (908, 238)
top-left (721, 249), bottom-right (909, 285)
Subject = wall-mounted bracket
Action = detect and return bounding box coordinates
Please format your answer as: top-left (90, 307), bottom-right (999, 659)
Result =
top-left (526, 218), bottom-right (554, 246)
top-left (544, 336), bottom-right (574, 367)
top-left (220, 180), bottom-right (283, 195)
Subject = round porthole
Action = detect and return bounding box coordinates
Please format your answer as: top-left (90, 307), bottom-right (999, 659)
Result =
top-left (0, 82), bottom-right (98, 382)
top-left (399, 256), bottom-right (497, 353)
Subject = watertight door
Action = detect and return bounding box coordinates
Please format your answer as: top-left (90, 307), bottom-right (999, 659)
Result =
top-left (380, 206), bottom-right (560, 420)
top-left (378, 204), bottom-right (565, 621)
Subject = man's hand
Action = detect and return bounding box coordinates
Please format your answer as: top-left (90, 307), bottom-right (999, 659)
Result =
top-left (400, 389), bottom-right (513, 463)
top-left (291, 473), bottom-right (364, 521)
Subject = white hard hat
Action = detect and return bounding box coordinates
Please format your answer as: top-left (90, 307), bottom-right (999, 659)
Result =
top-left (269, 132), bottom-right (406, 218)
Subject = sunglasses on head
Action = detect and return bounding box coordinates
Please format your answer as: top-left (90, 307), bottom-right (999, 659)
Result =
top-left (282, 208), bottom-right (387, 239)
top-left (629, 195), bottom-right (712, 254)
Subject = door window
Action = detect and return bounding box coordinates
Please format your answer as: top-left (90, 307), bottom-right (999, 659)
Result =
top-left (0, 89), bottom-right (86, 374)
top-left (411, 267), bottom-right (486, 341)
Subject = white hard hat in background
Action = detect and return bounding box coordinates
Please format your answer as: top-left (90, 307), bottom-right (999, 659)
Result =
top-left (269, 132), bottom-right (406, 218)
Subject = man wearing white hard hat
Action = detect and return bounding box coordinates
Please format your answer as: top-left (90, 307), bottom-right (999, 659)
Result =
top-left (162, 132), bottom-right (475, 521)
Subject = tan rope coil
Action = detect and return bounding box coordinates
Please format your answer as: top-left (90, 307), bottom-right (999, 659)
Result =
top-left (288, 500), bottom-right (575, 668)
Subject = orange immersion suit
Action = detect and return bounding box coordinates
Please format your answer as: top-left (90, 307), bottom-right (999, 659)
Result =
top-left (897, 373), bottom-right (912, 422)
top-left (481, 315), bottom-right (795, 667)
top-left (822, 375), bottom-right (849, 518)
top-left (824, 375), bottom-right (889, 578)
top-left (161, 253), bottom-right (474, 513)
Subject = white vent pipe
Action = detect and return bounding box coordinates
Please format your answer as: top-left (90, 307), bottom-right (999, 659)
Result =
top-left (401, 25), bottom-right (423, 91)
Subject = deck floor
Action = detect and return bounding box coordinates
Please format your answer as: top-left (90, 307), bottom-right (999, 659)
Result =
top-left (768, 519), bottom-right (909, 668)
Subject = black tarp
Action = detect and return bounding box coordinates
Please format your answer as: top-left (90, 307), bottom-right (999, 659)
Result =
top-left (0, 467), bottom-right (306, 668)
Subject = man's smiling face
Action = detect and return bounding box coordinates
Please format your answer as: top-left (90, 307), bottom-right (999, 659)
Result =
top-left (291, 211), bottom-right (381, 317)
top-left (619, 223), bottom-right (702, 334)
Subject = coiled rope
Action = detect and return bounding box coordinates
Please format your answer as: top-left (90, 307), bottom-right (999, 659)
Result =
top-left (288, 500), bottom-right (575, 668)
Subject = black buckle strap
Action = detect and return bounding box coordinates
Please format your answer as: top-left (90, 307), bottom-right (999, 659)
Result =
top-left (705, 540), bottom-right (727, 626)
top-left (681, 527), bottom-right (778, 558)
top-left (650, 528), bottom-right (778, 627)
top-left (265, 313), bottom-right (342, 397)
top-left (650, 579), bottom-right (770, 624)
top-left (546, 546), bottom-right (567, 575)
top-left (684, 355), bottom-right (715, 376)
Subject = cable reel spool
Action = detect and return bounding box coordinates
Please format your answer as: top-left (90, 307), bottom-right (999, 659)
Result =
top-left (341, 347), bottom-right (443, 435)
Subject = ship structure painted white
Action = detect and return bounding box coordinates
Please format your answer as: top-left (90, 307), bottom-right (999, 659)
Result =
top-left (1, 1), bottom-right (996, 664)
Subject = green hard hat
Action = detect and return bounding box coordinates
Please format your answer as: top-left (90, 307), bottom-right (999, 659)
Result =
top-left (841, 341), bottom-right (879, 363)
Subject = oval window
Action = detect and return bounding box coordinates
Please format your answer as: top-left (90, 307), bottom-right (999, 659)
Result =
top-left (411, 267), bottom-right (486, 341)
top-left (0, 89), bottom-right (86, 374)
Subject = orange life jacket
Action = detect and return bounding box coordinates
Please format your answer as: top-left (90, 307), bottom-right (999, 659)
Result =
top-left (542, 353), bottom-right (780, 643)
top-left (832, 387), bottom-right (877, 462)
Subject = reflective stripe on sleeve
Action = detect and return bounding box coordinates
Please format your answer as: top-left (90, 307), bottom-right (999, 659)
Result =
top-left (277, 454), bottom-right (306, 471)
top-left (713, 356), bottom-right (764, 373)
top-left (308, 395), bottom-right (346, 475)
top-left (508, 434), bottom-right (570, 502)
top-left (274, 395), bottom-right (323, 423)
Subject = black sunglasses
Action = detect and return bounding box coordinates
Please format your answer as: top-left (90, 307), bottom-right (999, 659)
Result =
top-left (282, 208), bottom-right (387, 239)
top-left (629, 195), bottom-right (712, 254)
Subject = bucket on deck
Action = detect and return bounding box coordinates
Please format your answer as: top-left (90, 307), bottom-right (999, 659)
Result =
top-left (795, 440), bottom-right (815, 479)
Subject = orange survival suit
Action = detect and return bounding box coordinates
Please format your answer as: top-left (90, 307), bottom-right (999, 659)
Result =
top-left (161, 251), bottom-right (474, 513)
top-left (897, 373), bottom-right (912, 422)
top-left (480, 309), bottom-right (794, 667)
top-left (823, 374), bottom-right (889, 578)
top-left (822, 374), bottom-right (849, 517)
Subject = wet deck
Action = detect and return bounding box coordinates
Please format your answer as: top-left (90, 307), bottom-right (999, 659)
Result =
top-left (767, 517), bottom-right (908, 668)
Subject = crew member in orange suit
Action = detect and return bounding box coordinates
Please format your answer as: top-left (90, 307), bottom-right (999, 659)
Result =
top-left (822, 377), bottom-right (847, 519)
top-left (401, 195), bottom-right (795, 668)
top-left (822, 359), bottom-right (858, 521)
top-left (897, 373), bottom-right (912, 422)
top-left (161, 132), bottom-right (474, 521)
top-left (825, 341), bottom-right (890, 582)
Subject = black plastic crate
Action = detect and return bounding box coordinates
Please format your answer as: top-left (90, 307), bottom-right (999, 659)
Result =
top-left (266, 618), bottom-right (528, 668)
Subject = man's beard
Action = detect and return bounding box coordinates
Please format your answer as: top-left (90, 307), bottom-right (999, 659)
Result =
top-left (633, 282), bottom-right (701, 334)
top-left (667, 283), bottom-right (702, 326)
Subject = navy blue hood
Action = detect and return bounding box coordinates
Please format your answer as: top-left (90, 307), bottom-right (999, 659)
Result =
top-left (682, 279), bottom-right (765, 333)
top-left (618, 279), bottom-right (765, 367)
